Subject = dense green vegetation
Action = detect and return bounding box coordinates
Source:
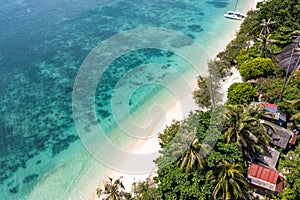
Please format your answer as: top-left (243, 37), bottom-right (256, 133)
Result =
top-left (96, 0), bottom-right (300, 199)
top-left (193, 61), bottom-right (221, 108)
top-left (227, 82), bottom-right (257, 105)
top-left (277, 144), bottom-right (300, 200)
top-left (239, 57), bottom-right (275, 80)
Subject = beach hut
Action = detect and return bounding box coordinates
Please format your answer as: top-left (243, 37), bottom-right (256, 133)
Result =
top-left (252, 147), bottom-right (280, 169)
top-left (250, 102), bottom-right (287, 127)
top-left (261, 103), bottom-right (286, 123)
top-left (247, 163), bottom-right (285, 195)
top-left (279, 36), bottom-right (300, 74)
top-left (260, 120), bottom-right (292, 149)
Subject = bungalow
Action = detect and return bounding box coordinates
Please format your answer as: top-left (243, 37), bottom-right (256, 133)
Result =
top-left (247, 163), bottom-right (285, 195)
top-left (252, 147), bottom-right (280, 169)
top-left (261, 103), bottom-right (286, 126)
top-left (261, 120), bottom-right (293, 149)
top-left (251, 102), bottom-right (287, 127)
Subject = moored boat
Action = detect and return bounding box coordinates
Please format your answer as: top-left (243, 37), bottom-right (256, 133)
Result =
top-left (224, 10), bottom-right (245, 20)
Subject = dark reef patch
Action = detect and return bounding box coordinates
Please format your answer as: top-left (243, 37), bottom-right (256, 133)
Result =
top-left (188, 25), bottom-right (203, 32)
top-left (23, 174), bottom-right (38, 184)
top-left (51, 135), bottom-right (79, 156)
top-left (206, 1), bottom-right (229, 8)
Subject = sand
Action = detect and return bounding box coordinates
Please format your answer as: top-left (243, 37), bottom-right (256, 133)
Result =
top-left (92, 1), bottom-right (258, 199)
top-left (219, 67), bottom-right (243, 104)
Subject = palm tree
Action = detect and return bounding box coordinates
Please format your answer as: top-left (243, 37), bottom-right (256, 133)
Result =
top-left (224, 105), bottom-right (273, 158)
top-left (208, 160), bottom-right (248, 200)
top-left (96, 177), bottom-right (131, 200)
top-left (256, 33), bottom-right (276, 57)
top-left (132, 177), bottom-right (159, 200)
top-left (260, 18), bottom-right (275, 37)
top-left (288, 99), bottom-right (300, 120)
top-left (172, 136), bottom-right (207, 172)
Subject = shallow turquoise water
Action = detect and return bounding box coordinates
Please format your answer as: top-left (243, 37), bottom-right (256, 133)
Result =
top-left (0, 0), bottom-right (248, 199)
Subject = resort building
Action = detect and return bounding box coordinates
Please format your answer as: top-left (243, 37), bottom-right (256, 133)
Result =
top-left (261, 120), bottom-right (297, 149)
top-left (247, 163), bottom-right (285, 195)
top-left (251, 102), bottom-right (287, 127)
top-left (251, 147), bottom-right (280, 169)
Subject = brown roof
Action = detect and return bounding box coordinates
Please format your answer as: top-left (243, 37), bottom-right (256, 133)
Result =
top-left (279, 37), bottom-right (300, 73)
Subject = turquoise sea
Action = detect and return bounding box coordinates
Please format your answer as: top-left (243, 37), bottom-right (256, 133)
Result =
top-left (0, 0), bottom-right (249, 199)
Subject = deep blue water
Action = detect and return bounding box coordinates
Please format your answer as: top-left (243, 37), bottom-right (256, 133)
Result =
top-left (0, 0), bottom-right (247, 199)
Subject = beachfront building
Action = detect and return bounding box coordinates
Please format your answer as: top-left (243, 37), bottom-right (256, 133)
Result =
top-left (251, 102), bottom-right (287, 127)
top-left (251, 147), bottom-right (280, 169)
top-left (247, 163), bottom-right (285, 195)
top-left (261, 119), bottom-right (297, 149)
top-left (261, 102), bottom-right (286, 127)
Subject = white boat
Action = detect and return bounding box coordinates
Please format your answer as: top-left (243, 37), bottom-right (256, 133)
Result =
top-left (224, 0), bottom-right (245, 20)
top-left (224, 10), bottom-right (245, 20)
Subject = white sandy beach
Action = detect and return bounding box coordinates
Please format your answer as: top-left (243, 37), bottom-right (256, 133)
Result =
top-left (90, 1), bottom-right (259, 199)
top-left (220, 67), bottom-right (243, 104)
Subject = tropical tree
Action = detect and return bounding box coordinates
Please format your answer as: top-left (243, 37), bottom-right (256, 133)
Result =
top-left (96, 177), bottom-right (131, 200)
top-left (172, 136), bottom-right (207, 172)
top-left (239, 57), bottom-right (275, 80)
top-left (206, 160), bottom-right (248, 200)
top-left (224, 105), bottom-right (273, 158)
top-left (277, 144), bottom-right (300, 199)
top-left (156, 163), bottom-right (211, 199)
top-left (155, 110), bottom-right (212, 171)
top-left (260, 18), bottom-right (275, 37)
top-left (158, 120), bottom-right (180, 147)
top-left (256, 33), bottom-right (277, 57)
top-left (131, 177), bottom-right (159, 200)
top-left (288, 99), bottom-right (300, 120)
top-left (227, 82), bottom-right (257, 105)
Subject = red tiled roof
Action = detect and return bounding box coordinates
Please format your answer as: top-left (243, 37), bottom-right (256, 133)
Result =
top-left (248, 164), bottom-right (279, 184)
top-left (289, 132), bottom-right (297, 145)
top-left (264, 103), bottom-right (278, 109)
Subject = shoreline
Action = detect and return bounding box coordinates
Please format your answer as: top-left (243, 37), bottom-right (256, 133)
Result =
top-left (93, 72), bottom-right (199, 195)
top-left (92, 1), bottom-right (258, 199)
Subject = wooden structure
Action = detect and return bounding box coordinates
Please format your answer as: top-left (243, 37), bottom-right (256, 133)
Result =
top-left (261, 120), bottom-right (292, 149)
top-left (252, 147), bottom-right (280, 169)
top-left (279, 36), bottom-right (300, 74)
top-left (247, 163), bottom-right (285, 194)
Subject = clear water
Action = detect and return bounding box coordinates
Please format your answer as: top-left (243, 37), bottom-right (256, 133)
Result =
top-left (0, 0), bottom-right (249, 199)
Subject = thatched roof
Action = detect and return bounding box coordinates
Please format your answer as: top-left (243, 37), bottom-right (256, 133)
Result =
top-left (279, 37), bottom-right (300, 73)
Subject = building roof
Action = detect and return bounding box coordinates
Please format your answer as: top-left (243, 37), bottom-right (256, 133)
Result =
top-left (248, 164), bottom-right (279, 191)
top-left (279, 37), bottom-right (300, 73)
top-left (261, 120), bottom-right (291, 148)
top-left (289, 131), bottom-right (297, 145)
top-left (248, 164), bottom-right (279, 184)
top-left (254, 148), bottom-right (280, 169)
top-left (251, 102), bottom-right (286, 123)
top-left (263, 103), bottom-right (278, 113)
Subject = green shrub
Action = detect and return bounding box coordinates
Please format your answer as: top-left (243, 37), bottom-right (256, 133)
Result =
top-left (236, 47), bottom-right (261, 66)
top-left (227, 82), bottom-right (257, 105)
top-left (239, 57), bottom-right (275, 80)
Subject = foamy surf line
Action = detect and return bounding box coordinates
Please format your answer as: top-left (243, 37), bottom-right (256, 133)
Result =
top-left (24, 1), bottom-right (257, 199)
top-left (86, 1), bottom-right (256, 199)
